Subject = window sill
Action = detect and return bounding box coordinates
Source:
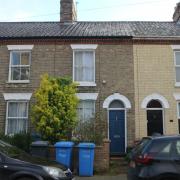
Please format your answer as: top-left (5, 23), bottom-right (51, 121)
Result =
top-left (7, 80), bottom-right (30, 84)
top-left (76, 82), bottom-right (97, 87)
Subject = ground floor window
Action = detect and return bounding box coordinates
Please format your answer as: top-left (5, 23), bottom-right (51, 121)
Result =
top-left (6, 101), bottom-right (28, 135)
top-left (77, 100), bottom-right (95, 122)
top-left (178, 102), bottom-right (180, 118)
top-left (73, 100), bottom-right (95, 141)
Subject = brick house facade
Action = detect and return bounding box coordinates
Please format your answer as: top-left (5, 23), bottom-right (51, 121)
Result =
top-left (0, 0), bottom-right (180, 155)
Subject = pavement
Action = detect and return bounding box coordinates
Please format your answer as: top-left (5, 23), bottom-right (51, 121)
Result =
top-left (76, 174), bottom-right (127, 180)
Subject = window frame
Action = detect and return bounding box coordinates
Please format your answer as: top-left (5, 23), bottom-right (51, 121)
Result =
top-left (77, 100), bottom-right (96, 123)
top-left (174, 51), bottom-right (180, 87)
top-left (73, 50), bottom-right (96, 86)
top-left (5, 101), bottom-right (29, 135)
top-left (8, 50), bottom-right (31, 83)
top-left (177, 102), bottom-right (180, 119)
top-left (71, 44), bottom-right (98, 87)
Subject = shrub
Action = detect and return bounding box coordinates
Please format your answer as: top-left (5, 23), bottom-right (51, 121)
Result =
top-left (31, 74), bottom-right (79, 144)
top-left (0, 133), bottom-right (32, 153)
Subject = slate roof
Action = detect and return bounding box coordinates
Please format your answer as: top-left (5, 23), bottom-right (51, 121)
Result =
top-left (0, 21), bottom-right (180, 39)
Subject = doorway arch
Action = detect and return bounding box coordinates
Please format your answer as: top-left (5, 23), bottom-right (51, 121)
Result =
top-left (103, 93), bottom-right (131, 155)
top-left (146, 100), bottom-right (164, 136)
top-left (141, 93), bottom-right (169, 136)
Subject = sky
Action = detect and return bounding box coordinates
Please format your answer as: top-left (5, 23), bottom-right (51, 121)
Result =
top-left (0, 0), bottom-right (179, 22)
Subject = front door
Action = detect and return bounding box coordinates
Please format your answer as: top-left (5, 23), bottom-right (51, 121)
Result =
top-left (147, 110), bottom-right (163, 136)
top-left (109, 110), bottom-right (125, 155)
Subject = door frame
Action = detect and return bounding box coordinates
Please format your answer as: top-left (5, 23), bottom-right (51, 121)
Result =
top-left (107, 108), bottom-right (127, 153)
top-left (146, 108), bottom-right (165, 135)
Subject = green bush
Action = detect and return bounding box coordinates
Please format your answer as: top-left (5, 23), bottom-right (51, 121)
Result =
top-left (0, 133), bottom-right (32, 153)
top-left (31, 74), bottom-right (79, 144)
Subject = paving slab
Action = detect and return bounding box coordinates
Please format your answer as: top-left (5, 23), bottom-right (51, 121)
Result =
top-left (76, 174), bottom-right (127, 180)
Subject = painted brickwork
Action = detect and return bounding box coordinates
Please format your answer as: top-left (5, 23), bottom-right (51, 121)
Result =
top-left (134, 44), bottom-right (179, 139)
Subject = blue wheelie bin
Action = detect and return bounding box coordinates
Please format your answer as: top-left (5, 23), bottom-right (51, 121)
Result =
top-left (54, 141), bottom-right (74, 169)
top-left (78, 143), bottom-right (95, 176)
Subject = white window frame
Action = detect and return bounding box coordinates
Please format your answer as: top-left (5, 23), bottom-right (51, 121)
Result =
top-left (174, 50), bottom-right (180, 87)
top-left (173, 93), bottom-right (180, 119)
top-left (7, 45), bottom-right (34, 51)
top-left (76, 93), bottom-right (98, 122)
top-left (177, 102), bottom-right (180, 119)
top-left (5, 101), bottom-right (29, 135)
top-left (8, 51), bottom-right (31, 83)
top-left (77, 100), bottom-right (96, 122)
top-left (71, 44), bottom-right (98, 87)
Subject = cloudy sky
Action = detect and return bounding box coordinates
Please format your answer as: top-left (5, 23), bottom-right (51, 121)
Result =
top-left (0, 0), bottom-right (179, 22)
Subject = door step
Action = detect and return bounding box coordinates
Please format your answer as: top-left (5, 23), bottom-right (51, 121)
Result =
top-left (110, 156), bottom-right (128, 174)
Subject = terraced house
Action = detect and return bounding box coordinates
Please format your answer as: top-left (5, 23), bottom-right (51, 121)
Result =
top-left (0, 0), bottom-right (180, 156)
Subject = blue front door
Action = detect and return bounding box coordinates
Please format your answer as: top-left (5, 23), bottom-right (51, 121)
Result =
top-left (109, 110), bottom-right (125, 155)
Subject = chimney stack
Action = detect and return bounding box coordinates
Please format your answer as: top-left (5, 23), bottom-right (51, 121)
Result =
top-left (60, 0), bottom-right (77, 23)
top-left (173, 2), bottom-right (180, 22)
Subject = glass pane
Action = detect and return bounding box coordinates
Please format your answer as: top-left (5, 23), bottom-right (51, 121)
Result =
top-left (7, 118), bottom-right (27, 134)
top-left (21, 52), bottom-right (30, 65)
top-left (11, 52), bottom-right (20, 65)
top-left (75, 66), bottom-right (83, 81)
top-left (74, 51), bottom-right (94, 82)
top-left (147, 100), bottom-right (162, 108)
top-left (84, 68), bottom-right (93, 81)
top-left (148, 140), bottom-right (172, 159)
top-left (8, 102), bottom-right (18, 117)
top-left (109, 100), bottom-right (125, 108)
top-left (83, 101), bottom-right (95, 121)
top-left (21, 67), bottom-right (30, 80)
top-left (74, 52), bottom-right (83, 66)
top-left (77, 101), bottom-right (95, 122)
top-left (178, 103), bottom-right (180, 118)
top-left (83, 52), bottom-right (94, 81)
top-left (11, 67), bottom-right (20, 80)
top-left (176, 67), bottom-right (180, 82)
top-left (77, 102), bottom-right (84, 122)
top-left (83, 52), bottom-right (94, 68)
top-left (8, 102), bottom-right (27, 118)
top-left (74, 52), bottom-right (83, 81)
top-left (17, 102), bottom-right (28, 117)
top-left (175, 52), bottom-right (180, 65)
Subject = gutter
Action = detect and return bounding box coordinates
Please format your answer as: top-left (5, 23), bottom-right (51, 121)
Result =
top-left (133, 36), bottom-right (180, 41)
top-left (0, 36), bottom-right (133, 40)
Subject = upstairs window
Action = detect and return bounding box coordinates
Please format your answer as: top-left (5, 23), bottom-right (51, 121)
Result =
top-left (71, 44), bottom-right (97, 86)
top-left (175, 51), bottom-right (180, 85)
top-left (9, 51), bottom-right (31, 82)
top-left (74, 51), bottom-right (95, 84)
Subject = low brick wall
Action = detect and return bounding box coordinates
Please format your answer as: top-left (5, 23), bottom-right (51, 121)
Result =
top-left (49, 139), bottom-right (110, 173)
top-left (94, 139), bottom-right (110, 172)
